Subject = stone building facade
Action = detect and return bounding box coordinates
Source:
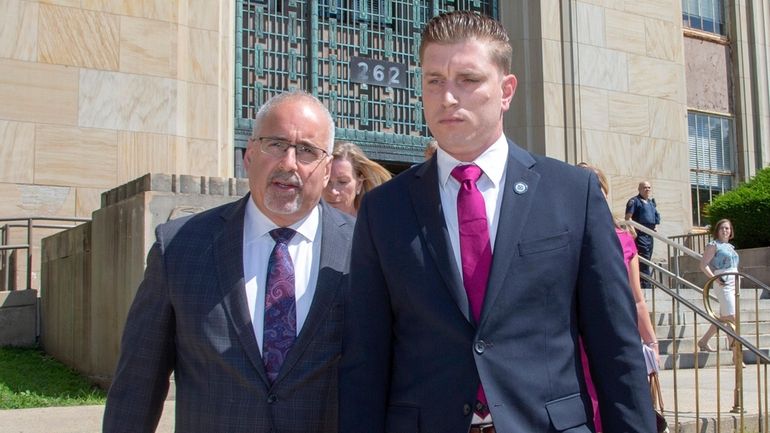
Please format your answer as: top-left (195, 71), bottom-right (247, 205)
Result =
top-left (1, 0), bottom-right (768, 289)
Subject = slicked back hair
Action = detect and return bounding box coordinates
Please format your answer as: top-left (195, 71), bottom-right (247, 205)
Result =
top-left (419, 10), bottom-right (512, 74)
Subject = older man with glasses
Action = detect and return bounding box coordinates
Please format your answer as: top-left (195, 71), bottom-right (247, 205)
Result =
top-left (104, 91), bottom-right (354, 433)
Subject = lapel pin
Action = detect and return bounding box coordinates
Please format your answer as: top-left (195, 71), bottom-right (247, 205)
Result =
top-left (514, 182), bottom-right (528, 194)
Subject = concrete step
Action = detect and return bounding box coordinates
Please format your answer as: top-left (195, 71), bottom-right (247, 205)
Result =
top-left (651, 309), bottom-right (770, 325)
top-left (658, 335), bottom-right (770, 353)
top-left (643, 288), bottom-right (770, 311)
top-left (655, 322), bottom-right (770, 338)
top-left (647, 298), bottom-right (770, 316)
top-left (659, 348), bottom-right (766, 370)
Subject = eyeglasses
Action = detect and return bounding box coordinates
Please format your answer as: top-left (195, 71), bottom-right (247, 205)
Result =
top-left (256, 137), bottom-right (329, 164)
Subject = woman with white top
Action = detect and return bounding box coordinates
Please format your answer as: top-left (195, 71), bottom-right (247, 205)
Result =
top-left (698, 218), bottom-right (740, 352)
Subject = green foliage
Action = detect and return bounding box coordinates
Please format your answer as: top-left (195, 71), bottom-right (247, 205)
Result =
top-left (0, 347), bottom-right (106, 409)
top-left (705, 167), bottom-right (770, 249)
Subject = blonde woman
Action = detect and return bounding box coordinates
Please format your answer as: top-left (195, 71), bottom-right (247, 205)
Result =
top-left (323, 141), bottom-right (391, 216)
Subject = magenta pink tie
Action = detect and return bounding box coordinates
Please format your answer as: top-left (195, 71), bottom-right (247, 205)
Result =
top-left (451, 164), bottom-right (491, 417)
top-left (263, 228), bottom-right (297, 384)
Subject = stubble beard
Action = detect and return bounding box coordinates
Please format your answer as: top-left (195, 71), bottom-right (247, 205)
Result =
top-left (264, 170), bottom-right (303, 215)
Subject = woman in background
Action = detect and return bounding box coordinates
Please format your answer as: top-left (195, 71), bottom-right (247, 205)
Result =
top-left (323, 141), bottom-right (391, 216)
top-left (697, 219), bottom-right (740, 352)
top-left (577, 163), bottom-right (659, 432)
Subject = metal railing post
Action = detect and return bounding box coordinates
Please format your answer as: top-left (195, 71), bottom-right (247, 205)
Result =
top-left (2, 223), bottom-right (9, 291)
top-left (0, 216), bottom-right (91, 292)
top-left (730, 275), bottom-right (744, 416)
top-left (26, 218), bottom-right (32, 290)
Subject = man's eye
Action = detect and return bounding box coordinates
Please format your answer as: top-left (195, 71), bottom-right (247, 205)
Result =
top-left (297, 145), bottom-right (318, 156)
top-left (268, 141), bottom-right (287, 150)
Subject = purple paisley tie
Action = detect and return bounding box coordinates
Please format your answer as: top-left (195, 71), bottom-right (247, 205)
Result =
top-left (451, 164), bottom-right (491, 418)
top-left (263, 227), bottom-right (297, 384)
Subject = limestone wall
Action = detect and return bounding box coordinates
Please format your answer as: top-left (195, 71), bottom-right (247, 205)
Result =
top-left (0, 0), bottom-right (235, 223)
top-left (499, 0), bottom-right (692, 263)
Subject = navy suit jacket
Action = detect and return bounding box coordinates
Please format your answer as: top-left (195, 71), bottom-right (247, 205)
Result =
top-left (104, 197), bottom-right (354, 433)
top-left (339, 142), bottom-right (656, 433)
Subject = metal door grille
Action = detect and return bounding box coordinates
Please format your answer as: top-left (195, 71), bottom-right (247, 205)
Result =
top-left (235, 0), bottom-right (497, 170)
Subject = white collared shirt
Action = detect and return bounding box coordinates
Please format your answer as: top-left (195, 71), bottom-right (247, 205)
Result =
top-left (242, 198), bottom-right (322, 354)
top-left (436, 133), bottom-right (508, 278)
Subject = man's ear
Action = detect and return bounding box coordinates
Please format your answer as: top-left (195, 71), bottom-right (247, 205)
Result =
top-left (243, 148), bottom-right (252, 170)
top-left (322, 157), bottom-right (332, 187)
top-left (501, 73), bottom-right (517, 111)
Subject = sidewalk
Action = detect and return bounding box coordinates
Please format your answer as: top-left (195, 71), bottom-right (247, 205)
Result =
top-left (0, 367), bottom-right (762, 433)
top-left (0, 401), bottom-right (174, 433)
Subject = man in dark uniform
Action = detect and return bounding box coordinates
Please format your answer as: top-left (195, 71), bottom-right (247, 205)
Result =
top-left (625, 180), bottom-right (660, 288)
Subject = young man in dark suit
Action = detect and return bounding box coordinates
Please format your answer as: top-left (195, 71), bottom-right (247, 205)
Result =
top-left (339, 11), bottom-right (656, 433)
top-left (104, 91), bottom-right (353, 433)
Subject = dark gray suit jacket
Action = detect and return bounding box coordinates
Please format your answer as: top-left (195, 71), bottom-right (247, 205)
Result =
top-left (104, 197), bottom-right (354, 433)
top-left (340, 142), bottom-right (656, 433)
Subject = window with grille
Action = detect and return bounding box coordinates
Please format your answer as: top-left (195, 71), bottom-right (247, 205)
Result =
top-left (682, 0), bottom-right (726, 35)
top-left (688, 111), bottom-right (735, 226)
top-left (234, 0), bottom-right (498, 177)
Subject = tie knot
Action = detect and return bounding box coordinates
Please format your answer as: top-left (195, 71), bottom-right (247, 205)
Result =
top-left (451, 164), bottom-right (483, 183)
top-left (270, 227), bottom-right (296, 244)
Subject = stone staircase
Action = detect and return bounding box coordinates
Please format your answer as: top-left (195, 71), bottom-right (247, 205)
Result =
top-left (648, 287), bottom-right (770, 370)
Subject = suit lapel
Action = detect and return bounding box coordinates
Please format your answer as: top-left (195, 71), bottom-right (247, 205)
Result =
top-left (480, 142), bottom-right (539, 328)
top-left (213, 195), bottom-right (271, 385)
top-left (409, 158), bottom-right (471, 322)
top-left (273, 202), bottom-right (350, 384)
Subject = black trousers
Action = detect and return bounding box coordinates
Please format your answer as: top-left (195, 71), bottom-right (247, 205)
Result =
top-left (636, 233), bottom-right (654, 288)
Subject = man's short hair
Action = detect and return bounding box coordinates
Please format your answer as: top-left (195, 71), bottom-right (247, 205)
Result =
top-left (252, 90), bottom-right (335, 153)
top-left (419, 10), bottom-right (512, 74)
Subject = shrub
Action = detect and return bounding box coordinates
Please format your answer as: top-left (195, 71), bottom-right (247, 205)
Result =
top-left (705, 167), bottom-right (770, 249)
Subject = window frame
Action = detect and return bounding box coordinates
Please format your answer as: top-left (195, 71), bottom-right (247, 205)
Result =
top-left (687, 110), bottom-right (736, 226)
top-left (682, 0), bottom-right (727, 36)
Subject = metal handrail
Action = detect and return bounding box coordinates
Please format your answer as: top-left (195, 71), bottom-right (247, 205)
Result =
top-left (642, 266), bottom-right (767, 360)
top-left (625, 219), bottom-right (702, 261)
top-left (670, 230), bottom-right (710, 255)
top-left (0, 216), bottom-right (90, 291)
top-left (643, 265), bottom-right (770, 432)
top-left (631, 219), bottom-right (770, 433)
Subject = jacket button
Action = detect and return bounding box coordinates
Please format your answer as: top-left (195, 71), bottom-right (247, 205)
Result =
top-left (474, 340), bottom-right (486, 354)
top-left (463, 403), bottom-right (472, 416)
top-left (267, 394), bottom-right (277, 404)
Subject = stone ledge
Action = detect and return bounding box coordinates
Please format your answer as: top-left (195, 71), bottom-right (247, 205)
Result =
top-left (101, 173), bottom-right (249, 208)
top-left (0, 289), bottom-right (37, 347)
top-left (0, 288), bottom-right (38, 307)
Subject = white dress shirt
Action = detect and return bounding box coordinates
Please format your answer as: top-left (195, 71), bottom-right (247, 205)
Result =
top-left (436, 133), bottom-right (508, 424)
top-left (242, 198), bottom-right (322, 354)
top-left (437, 133), bottom-right (508, 277)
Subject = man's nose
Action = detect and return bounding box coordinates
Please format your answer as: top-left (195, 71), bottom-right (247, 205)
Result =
top-left (441, 87), bottom-right (458, 107)
top-left (278, 146), bottom-right (299, 170)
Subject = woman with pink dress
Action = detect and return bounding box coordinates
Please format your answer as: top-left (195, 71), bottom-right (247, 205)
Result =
top-left (577, 163), bottom-right (659, 432)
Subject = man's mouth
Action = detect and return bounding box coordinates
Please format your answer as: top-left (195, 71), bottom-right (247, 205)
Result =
top-left (272, 181), bottom-right (299, 189)
top-left (439, 116), bottom-right (463, 124)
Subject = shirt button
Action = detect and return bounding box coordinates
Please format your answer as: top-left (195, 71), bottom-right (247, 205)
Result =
top-left (463, 403), bottom-right (472, 416)
top-left (267, 394), bottom-right (277, 404)
top-left (474, 340), bottom-right (486, 354)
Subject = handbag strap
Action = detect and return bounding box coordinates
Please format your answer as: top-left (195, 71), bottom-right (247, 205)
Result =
top-left (649, 372), bottom-right (664, 411)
